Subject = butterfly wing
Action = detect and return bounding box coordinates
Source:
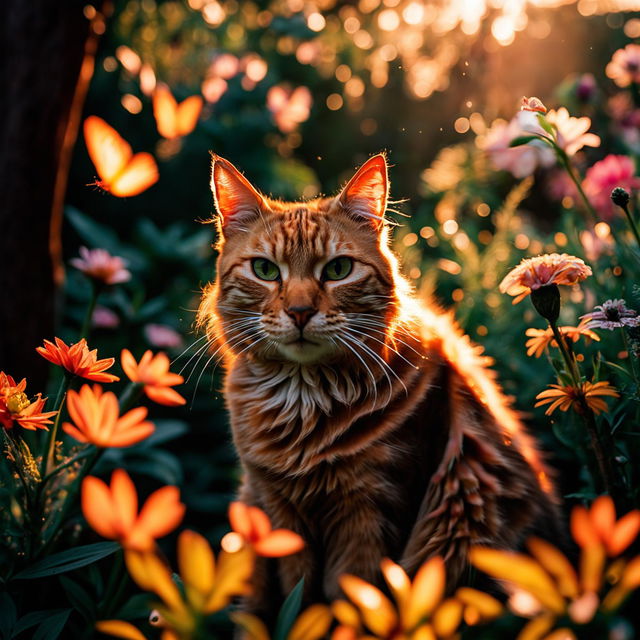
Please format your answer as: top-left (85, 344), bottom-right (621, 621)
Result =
top-left (109, 152), bottom-right (159, 197)
top-left (176, 95), bottom-right (203, 137)
top-left (153, 85), bottom-right (179, 139)
top-left (84, 116), bottom-right (132, 185)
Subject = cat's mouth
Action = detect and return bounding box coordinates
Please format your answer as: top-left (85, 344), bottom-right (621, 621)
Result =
top-left (276, 335), bottom-right (334, 364)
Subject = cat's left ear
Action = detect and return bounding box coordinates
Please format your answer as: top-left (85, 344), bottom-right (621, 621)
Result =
top-left (337, 154), bottom-right (388, 230)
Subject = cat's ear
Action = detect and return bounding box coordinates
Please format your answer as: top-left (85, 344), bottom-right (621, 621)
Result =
top-left (337, 154), bottom-right (388, 230)
top-left (210, 154), bottom-right (266, 233)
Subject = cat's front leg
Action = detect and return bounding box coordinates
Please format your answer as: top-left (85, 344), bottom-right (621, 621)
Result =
top-left (321, 493), bottom-right (387, 601)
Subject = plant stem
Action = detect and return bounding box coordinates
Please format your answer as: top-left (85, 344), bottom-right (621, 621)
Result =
top-left (80, 281), bottom-right (101, 340)
top-left (549, 320), bottom-right (622, 503)
top-left (558, 150), bottom-right (598, 222)
top-left (118, 382), bottom-right (143, 412)
top-left (618, 201), bottom-right (640, 249)
top-left (41, 374), bottom-right (72, 477)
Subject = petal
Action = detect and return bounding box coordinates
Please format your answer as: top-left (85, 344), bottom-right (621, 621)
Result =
top-left (590, 496), bottom-right (617, 542)
top-left (95, 620), bottom-right (147, 640)
top-left (381, 558), bottom-right (411, 612)
top-left (580, 544), bottom-right (605, 593)
top-left (454, 587), bottom-right (503, 620)
top-left (81, 476), bottom-right (119, 539)
top-left (288, 605), bottom-right (333, 640)
top-left (134, 486), bottom-right (185, 541)
top-left (108, 422), bottom-right (155, 447)
top-left (432, 598), bottom-right (463, 637)
top-left (228, 612), bottom-right (270, 640)
top-left (331, 600), bottom-right (360, 627)
top-left (178, 530), bottom-right (215, 596)
top-left (338, 574), bottom-right (397, 638)
top-left (517, 614), bottom-right (556, 640)
top-left (247, 506), bottom-right (272, 539)
top-left (469, 547), bottom-right (564, 614)
top-left (205, 546), bottom-right (255, 612)
top-left (405, 556), bottom-right (445, 628)
top-left (144, 386), bottom-right (186, 407)
top-left (253, 529), bottom-right (304, 557)
top-left (229, 502), bottom-right (253, 538)
top-left (526, 538), bottom-right (579, 599)
top-left (62, 423), bottom-right (90, 443)
top-left (115, 406), bottom-right (149, 431)
top-left (571, 506), bottom-right (600, 548)
top-left (608, 511), bottom-right (640, 556)
top-left (121, 349), bottom-right (138, 382)
top-left (111, 469), bottom-right (139, 534)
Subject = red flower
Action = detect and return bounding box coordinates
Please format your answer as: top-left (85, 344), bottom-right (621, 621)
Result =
top-left (0, 372), bottom-right (57, 431)
top-left (37, 337), bottom-right (119, 383)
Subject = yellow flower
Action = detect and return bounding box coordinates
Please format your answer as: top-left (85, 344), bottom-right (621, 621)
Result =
top-left (231, 604), bottom-right (333, 640)
top-left (534, 380), bottom-right (619, 416)
top-left (469, 499), bottom-right (640, 639)
top-left (335, 556), bottom-right (501, 639)
top-left (524, 323), bottom-right (599, 358)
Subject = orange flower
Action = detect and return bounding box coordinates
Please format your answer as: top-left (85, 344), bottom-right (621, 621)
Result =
top-left (63, 384), bottom-right (154, 447)
top-left (37, 337), bottom-right (119, 383)
top-left (0, 372), bottom-right (57, 431)
top-left (121, 349), bottom-right (186, 407)
top-left (571, 495), bottom-right (640, 557)
top-left (535, 380), bottom-right (619, 416)
top-left (521, 96), bottom-right (547, 114)
top-left (525, 322), bottom-right (600, 358)
top-left (81, 469), bottom-right (185, 551)
top-left (499, 254), bottom-right (592, 305)
top-left (221, 501), bottom-right (305, 557)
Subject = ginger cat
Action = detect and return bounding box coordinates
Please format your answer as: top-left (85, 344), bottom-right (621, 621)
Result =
top-left (198, 153), bottom-right (559, 614)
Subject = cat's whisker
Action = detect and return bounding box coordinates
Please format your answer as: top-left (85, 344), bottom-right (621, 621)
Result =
top-left (343, 330), bottom-right (408, 397)
top-left (346, 325), bottom-right (420, 371)
top-left (347, 320), bottom-right (424, 358)
top-left (170, 334), bottom-right (208, 365)
top-left (333, 335), bottom-right (378, 404)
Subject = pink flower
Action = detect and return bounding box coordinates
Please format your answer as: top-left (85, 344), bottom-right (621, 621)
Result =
top-left (581, 299), bottom-right (640, 331)
top-left (606, 44), bottom-right (640, 88)
top-left (545, 108), bottom-right (600, 157)
top-left (92, 306), bottom-right (120, 329)
top-left (266, 85), bottom-right (312, 133)
top-left (480, 117), bottom-right (554, 178)
top-left (583, 155), bottom-right (640, 220)
top-left (579, 228), bottom-right (614, 262)
top-left (70, 247), bottom-right (131, 285)
top-left (144, 324), bottom-right (183, 349)
top-left (521, 96), bottom-right (547, 113)
top-left (608, 93), bottom-right (640, 154)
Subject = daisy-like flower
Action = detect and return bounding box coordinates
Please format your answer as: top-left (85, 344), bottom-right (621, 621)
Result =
top-left (63, 384), bottom-right (154, 447)
top-left (37, 337), bottom-right (119, 383)
top-left (98, 529), bottom-right (255, 639)
top-left (81, 469), bottom-right (185, 551)
top-left (0, 372), bottom-right (57, 431)
top-left (545, 107), bottom-right (601, 157)
top-left (221, 501), bottom-right (305, 558)
top-left (333, 556), bottom-right (502, 639)
top-left (499, 254), bottom-right (592, 305)
top-left (605, 44), bottom-right (640, 88)
top-left (524, 322), bottom-right (600, 358)
top-left (470, 498), bottom-right (640, 640)
top-left (580, 299), bottom-right (640, 331)
top-left (121, 349), bottom-right (186, 407)
top-left (70, 247), bottom-right (131, 285)
top-left (521, 96), bottom-right (547, 113)
top-left (583, 155), bottom-right (640, 220)
top-left (535, 380), bottom-right (619, 416)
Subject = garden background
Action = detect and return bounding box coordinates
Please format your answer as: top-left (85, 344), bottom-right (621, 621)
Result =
top-left (2, 0), bottom-right (640, 638)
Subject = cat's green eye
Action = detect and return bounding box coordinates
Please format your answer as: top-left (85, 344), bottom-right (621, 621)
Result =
top-left (252, 258), bottom-right (280, 281)
top-left (323, 257), bottom-right (353, 281)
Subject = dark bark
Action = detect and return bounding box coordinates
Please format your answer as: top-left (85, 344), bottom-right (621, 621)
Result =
top-left (0, 2), bottom-right (94, 389)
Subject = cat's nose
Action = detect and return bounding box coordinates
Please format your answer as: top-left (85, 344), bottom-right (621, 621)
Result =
top-left (286, 305), bottom-right (317, 329)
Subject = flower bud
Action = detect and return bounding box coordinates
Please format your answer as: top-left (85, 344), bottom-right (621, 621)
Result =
top-left (531, 285), bottom-right (561, 323)
top-left (611, 187), bottom-right (630, 208)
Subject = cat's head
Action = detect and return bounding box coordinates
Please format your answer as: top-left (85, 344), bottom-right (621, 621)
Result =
top-left (199, 153), bottom-right (405, 366)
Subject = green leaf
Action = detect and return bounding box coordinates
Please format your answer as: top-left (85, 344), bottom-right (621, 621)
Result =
top-left (0, 592), bottom-right (16, 639)
top-left (59, 575), bottom-right (95, 623)
top-left (12, 610), bottom-right (65, 638)
top-left (137, 420), bottom-right (189, 448)
top-left (33, 609), bottom-right (71, 640)
top-left (14, 542), bottom-right (120, 579)
top-left (273, 578), bottom-right (304, 640)
top-left (508, 135), bottom-right (537, 147)
top-left (536, 113), bottom-right (555, 135)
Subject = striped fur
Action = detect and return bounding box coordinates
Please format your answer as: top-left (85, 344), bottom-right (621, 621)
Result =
top-left (197, 154), bottom-right (560, 614)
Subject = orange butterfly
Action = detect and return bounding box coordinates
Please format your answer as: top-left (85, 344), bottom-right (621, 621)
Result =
top-left (152, 84), bottom-right (203, 139)
top-left (84, 116), bottom-right (159, 197)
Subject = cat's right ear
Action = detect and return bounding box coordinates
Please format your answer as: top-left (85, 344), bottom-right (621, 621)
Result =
top-left (210, 154), bottom-right (265, 234)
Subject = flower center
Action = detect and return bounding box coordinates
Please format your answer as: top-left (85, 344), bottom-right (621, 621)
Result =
top-left (7, 392), bottom-right (30, 414)
top-left (605, 308), bottom-right (621, 321)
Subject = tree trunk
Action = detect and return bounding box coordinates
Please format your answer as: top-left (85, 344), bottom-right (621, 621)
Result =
top-left (0, 1), bottom-right (102, 389)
